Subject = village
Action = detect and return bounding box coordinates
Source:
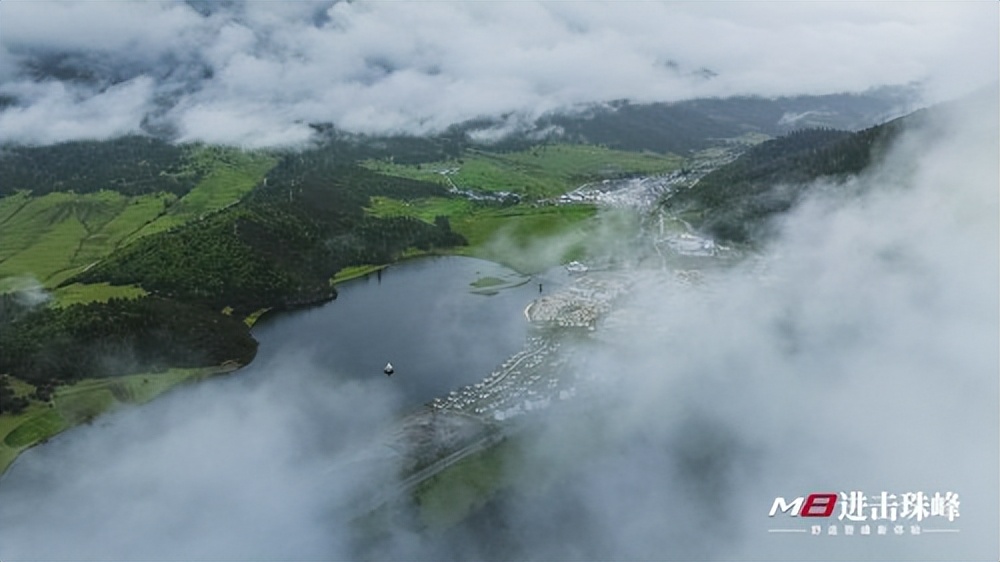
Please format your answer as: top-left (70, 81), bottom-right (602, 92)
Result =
top-left (428, 272), bottom-right (630, 423)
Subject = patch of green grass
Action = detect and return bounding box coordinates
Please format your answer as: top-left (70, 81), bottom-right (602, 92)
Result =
top-left (366, 196), bottom-right (473, 222)
top-left (364, 143), bottom-right (682, 199)
top-left (51, 282), bottom-right (147, 307)
top-left (368, 194), bottom-right (599, 274)
top-left (75, 193), bottom-right (176, 262)
top-left (243, 307), bottom-right (272, 327)
top-left (452, 204), bottom-right (598, 273)
top-left (0, 192), bottom-right (79, 262)
top-left (470, 276), bottom-right (505, 288)
top-left (124, 147), bottom-right (276, 242)
top-left (3, 409), bottom-right (67, 448)
top-left (0, 276), bottom-right (42, 293)
top-left (0, 199), bottom-right (91, 285)
top-left (114, 367), bottom-right (223, 404)
top-left (0, 191), bottom-right (171, 287)
top-left (331, 264), bottom-right (388, 284)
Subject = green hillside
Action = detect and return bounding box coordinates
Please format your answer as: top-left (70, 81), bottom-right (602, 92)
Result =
top-left (663, 114), bottom-right (915, 242)
top-left (0, 135), bottom-right (200, 197)
top-left (0, 146), bottom-right (276, 293)
top-left (73, 158), bottom-right (465, 313)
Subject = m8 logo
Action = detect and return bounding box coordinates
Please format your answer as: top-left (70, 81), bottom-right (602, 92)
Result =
top-left (769, 493), bottom-right (838, 517)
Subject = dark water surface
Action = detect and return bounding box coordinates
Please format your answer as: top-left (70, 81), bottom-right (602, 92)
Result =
top-left (251, 255), bottom-right (551, 408)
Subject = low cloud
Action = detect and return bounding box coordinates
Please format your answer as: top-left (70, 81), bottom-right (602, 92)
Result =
top-left (0, 1), bottom-right (996, 146)
top-left (0, 355), bottom-right (406, 560)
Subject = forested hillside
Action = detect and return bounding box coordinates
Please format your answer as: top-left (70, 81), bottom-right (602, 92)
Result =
top-left (0, 296), bottom-right (256, 404)
top-left (73, 154), bottom-right (466, 313)
top-left (0, 136), bottom-right (202, 197)
top-left (662, 112), bottom-right (916, 242)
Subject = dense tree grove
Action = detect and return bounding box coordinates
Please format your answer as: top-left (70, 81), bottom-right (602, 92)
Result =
top-left (0, 136), bottom-right (202, 197)
top-left (663, 115), bottom-right (912, 242)
top-left (307, 125), bottom-right (468, 164)
top-left (0, 297), bottom-right (257, 386)
top-left (73, 157), bottom-right (465, 313)
top-left (0, 375), bottom-right (29, 415)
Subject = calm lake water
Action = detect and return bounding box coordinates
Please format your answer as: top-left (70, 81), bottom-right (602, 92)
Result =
top-left (251, 255), bottom-right (558, 408)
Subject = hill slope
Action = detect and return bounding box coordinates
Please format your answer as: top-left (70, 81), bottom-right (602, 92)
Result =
top-left (73, 156), bottom-right (465, 313)
top-left (662, 111), bottom-right (918, 242)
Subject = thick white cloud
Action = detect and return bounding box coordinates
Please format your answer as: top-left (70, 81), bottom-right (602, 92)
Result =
top-left (0, 77), bottom-right (154, 143)
top-left (0, 1), bottom-right (995, 146)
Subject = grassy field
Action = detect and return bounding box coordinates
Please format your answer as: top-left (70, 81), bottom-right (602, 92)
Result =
top-left (243, 307), bottom-right (272, 327)
top-left (366, 196), bottom-right (474, 223)
top-left (0, 190), bottom-right (175, 287)
top-left (124, 147), bottom-right (277, 242)
top-left (0, 190), bottom-right (32, 224)
top-left (369, 196), bottom-right (599, 273)
top-left (367, 184), bottom-right (600, 272)
top-left (362, 142), bottom-right (672, 272)
top-left (363, 143), bottom-right (683, 199)
top-left (50, 282), bottom-right (148, 307)
top-left (453, 204), bottom-right (598, 273)
top-left (0, 365), bottom-right (235, 475)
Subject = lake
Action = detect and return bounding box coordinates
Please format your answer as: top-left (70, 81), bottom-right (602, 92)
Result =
top-left (250, 255), bottom-right (561, 409)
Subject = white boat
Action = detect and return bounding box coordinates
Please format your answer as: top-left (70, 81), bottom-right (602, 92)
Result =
top-left (384, 362), bottom-right (394, 376)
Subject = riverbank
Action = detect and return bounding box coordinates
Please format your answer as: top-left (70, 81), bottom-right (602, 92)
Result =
top-left (0, 363), bottom-right (240, 476)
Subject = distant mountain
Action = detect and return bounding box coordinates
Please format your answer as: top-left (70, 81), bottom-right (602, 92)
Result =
top-left (474, 85), bottom-right (921, 155)
top-left (302, 86), bottom-right (921, 163)
top-left (0, 88), bottom-right (920, 189)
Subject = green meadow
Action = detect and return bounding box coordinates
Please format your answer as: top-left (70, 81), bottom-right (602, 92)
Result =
top-left (363, 143), bottom-right (683, 199)
top-left (360, 143), bottom-right (679, 273)
top-left (0, 190), bottom-right (175, 287)
top-left (367, 196), bottom-right (598, 273)
top-left (124, 147), bottom-right (277, 242)
top-left (50, 282), bottom-right (148, 307)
